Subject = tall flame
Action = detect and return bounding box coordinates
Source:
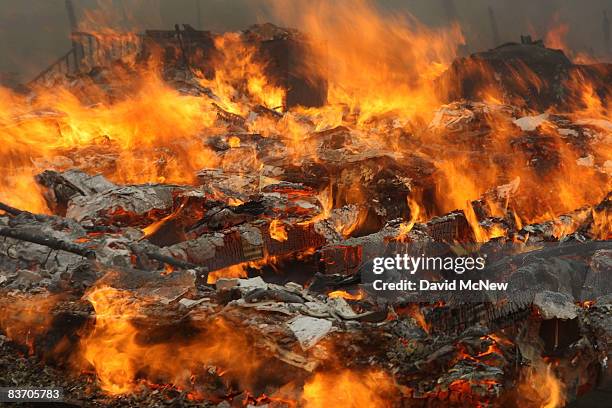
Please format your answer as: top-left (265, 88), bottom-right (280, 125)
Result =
top-left (270, 0), bottom-right (464, 124)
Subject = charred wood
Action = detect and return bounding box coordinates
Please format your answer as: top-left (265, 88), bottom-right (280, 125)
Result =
top-left (0, 226), bottom-right (95, 259)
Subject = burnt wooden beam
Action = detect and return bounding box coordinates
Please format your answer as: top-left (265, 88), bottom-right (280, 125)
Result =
top-left (0, 202), bottom-right (24, 216)
top-left (0, 225), bottom-right (198, 273)
top-left (161, 220), bottom-right (330, 277)
top-left (0, 227), bottom-right (96, 259)
top-left (144, 250), bottom-right (201, 270)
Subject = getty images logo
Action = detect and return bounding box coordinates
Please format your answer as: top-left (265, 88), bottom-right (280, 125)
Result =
top-left (372, 254), bottom-right (486, 275)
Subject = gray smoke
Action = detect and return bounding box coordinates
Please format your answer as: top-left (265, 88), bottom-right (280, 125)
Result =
top-left (1, 0), bottom-right (611, 83)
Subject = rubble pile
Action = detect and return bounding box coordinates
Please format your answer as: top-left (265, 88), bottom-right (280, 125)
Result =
top-left (438, 39), bottom-right (612, 110)
top-left (0, 22), bottom-right (611, 407)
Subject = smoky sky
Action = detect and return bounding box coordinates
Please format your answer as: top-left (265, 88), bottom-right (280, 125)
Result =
top-left (1, 0), bottom-right (611, 82)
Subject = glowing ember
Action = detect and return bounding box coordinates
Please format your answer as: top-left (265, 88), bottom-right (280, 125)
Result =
top-left (327, 290), bottom-right (364, 301)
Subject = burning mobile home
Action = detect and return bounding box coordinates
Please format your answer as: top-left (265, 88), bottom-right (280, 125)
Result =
top-left (0, 0), bottom-right (611, 407)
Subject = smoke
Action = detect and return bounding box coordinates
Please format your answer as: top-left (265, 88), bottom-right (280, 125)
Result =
top-left (1, 0), bottom-right (611, 83)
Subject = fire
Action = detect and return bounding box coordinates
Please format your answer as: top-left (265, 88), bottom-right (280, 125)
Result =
top-left (247, 75), bottom-right (284, 111)
top-left (590, 207), bottom-right (612, 240)
top-left (206, 263), bottom-right (248, 284)
top-left (141, 199), bottom-right (188, 238)
top-left (0, 2), bottom-right (609, 406)
top-left (0, 172), bottom-right (49, 214)
top-left (270, 0), bottom-right (464, 123)
top-left (199, 32), bottom-right (285, 113)
top-left (0, 0), bottom-right (606, 239)
top-left (327, 290), bottom-right (364, 301)
top-left (79, 286), bottom-right (141, 394)
top-left (463, 202), bottom-right (506, 243)
top-left (0, 293), bottom-right (60, 354)
top-left (563, 74), bottom-right (612, 125)
top-left (579, 300), bottom-right (596, 309)
top-left (269, 219), bottom-right (289, 242)
top-left (394, 304), bottom-right (430, 333)
top-left (79, 285), bottom-right (397, 405)
top-left (517, 364), bottom-right (565, 408)
top-left (227, 136), bottom-right (241, 148)
top-left (0, 28), bottom-right (285, 215)
top-left (0, 74), bottom-right (220, 213)
top-left (544, 22), bottom-right (569, 52)
top-left (78, 285), bottom-right (270, 396)
top-left (397, 197), bottom-right (424, 241)
top-left (435, 157), bottom-right (489, 217)
top-left (549, 215), bottom-right (583, 240)
top-left (543, 18), bottom-right (597, 64)
top-left (206, 256), bottom-right (279, 284)
top-left (431, 99), bottom-right (609, 236)
top-left (227, 197), bottom-right (244, 206)
top-left (302, 370), bottom-right (395, 408)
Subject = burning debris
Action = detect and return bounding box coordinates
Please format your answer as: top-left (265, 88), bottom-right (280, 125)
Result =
top-left (0, 1), bottom-right (611, 407)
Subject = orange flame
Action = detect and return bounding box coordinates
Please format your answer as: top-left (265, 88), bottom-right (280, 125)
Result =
top-left (0, 74), bottom-right (219, 213)
top-left (141, 199), bottom-right (187, 238)
top-left (199, 32), bottom-right (285, 113)
top-left (0, 294), bottom-right (60, 354)
top-left (302, 370), bottom-right (395, 408)
top-left (270, 0), bottom-right (464, 123)
top-left (269, 219), bottom-right (289, 242)
top-left (206, 256), bottom-right (278, 284)
top-left (78, 285), bottom-right (272, 396)
top-left (327, 290), bottom-right (364, 301)
top-left (206, 263), bottom-right (249, 284)
top-left (545, 23), bottom-right (569, 52)
top-left (0, 0), bottom-right (607, 241)
top-left (397, 196), bottom-right (425, 242)
top-left (590, 207), bottom-right (611, 240)
top-left (517, 364), bottom-right (565, 408)
top-left (463, 202), bottom-right (505, 243)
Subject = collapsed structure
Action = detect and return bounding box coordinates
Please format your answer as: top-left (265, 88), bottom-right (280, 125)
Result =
top-left (0, 17), bottom-right (611, 407)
